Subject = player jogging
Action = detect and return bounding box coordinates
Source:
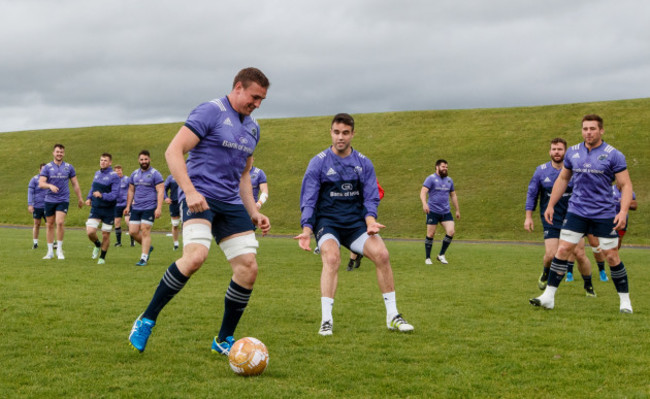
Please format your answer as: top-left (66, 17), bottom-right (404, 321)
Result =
top-left (85, 153), bottom-right (120, 264)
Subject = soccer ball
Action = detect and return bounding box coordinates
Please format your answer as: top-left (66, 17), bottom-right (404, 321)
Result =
top-left (228, 337), bottom-right (269, 376)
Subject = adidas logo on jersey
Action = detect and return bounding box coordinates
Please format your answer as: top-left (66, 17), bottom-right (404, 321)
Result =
top-left (543, 177), bottom-right (551, 183)
top-left (224, 117), bottom-right (233, 127)
top-left (326, 168), bottom-right (337, 176)
top-left (572, 153), bottom-right (580, 159)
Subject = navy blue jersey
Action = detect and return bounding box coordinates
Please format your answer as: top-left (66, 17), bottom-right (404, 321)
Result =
top-left (300, 147), bottom-right (379, 230)
top-left (525, 161), bottom-right (573, 227)
top-left (87, 167), bottom-right (121, 208)
top-left (164, 175), bottom-right (179, 202)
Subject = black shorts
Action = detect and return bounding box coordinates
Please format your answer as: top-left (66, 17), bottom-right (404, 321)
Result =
top-left (32, 207), bottom-right (46, 220)
top-left (426, 211), bottom-right (453, 225)
top-left (562, 212), bottom-right (618, 239)
top-left (45, 202), bottom-right (69, 217)
top-left (88, 207), bottom-right (115, 226)
top-left (169, 201), bottom-right (180, 218)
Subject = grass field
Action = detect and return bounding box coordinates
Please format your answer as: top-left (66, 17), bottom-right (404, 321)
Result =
top-left (1, 228), bottom-right (648, 398)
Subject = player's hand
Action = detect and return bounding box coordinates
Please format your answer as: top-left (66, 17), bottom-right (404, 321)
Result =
top-left (28, 206), bottom-right (34, 213)
top-left (49, 185), bottom-right (59, 193)
top-left (93, 191), bottom-right (102, 198)
top-left (256, 202), bottom-right (262, 210)
top-left (524, 217), bottom-right (534, 232)
top-left (85, 199), bottom-right (91, 207)
top-left (251, 212), bottom-right (270, 236)
top-left (293, 232), bottom-right (312, 251)
top-left (455, 211), bottom-right (461, 220)
top-left (185, 191), bottom-right (208, 213)
top-left (422, 205), bottom-right (429, 214)
top-left (77, 199), bottom-right (84, 209)
top-left (613, 211), bottom-right (628, 231)
top-left (544, 207), bottom-right (554, 225)
top-left (154, 208), bottom-right (162, 219)
top-left (123, 207), bottom-right (130, 216)
top-left (164, 198), bottom-right (172, 204)
top-left (367, 222), bottom-right (385, 235)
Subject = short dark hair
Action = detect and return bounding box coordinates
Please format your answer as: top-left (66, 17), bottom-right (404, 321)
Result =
top-left (331, 113), bottom-right (355, 131)
top-left (550, 137), bottom-right (567, 149)
top-left (233, 67), bottom-right (270, 89)
top-left (39, 163), bottom-right (46, 169)
top-left (139, 150), bottom-right (150, 157)
top-left (582, 114), bottom-right (603, 129)
top-left (101, 153), bottom-right (112, 160)
top-left (435, 159), bottom-right (448, 167)
top-left (114, 165), bottom-right (122, 169)
top-left (53, 144), bottom-right (65, 150)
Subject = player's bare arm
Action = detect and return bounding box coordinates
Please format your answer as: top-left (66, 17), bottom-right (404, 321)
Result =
top-left (294, 226), bottom-right (313, 251)
top-left (154, 183), bottom-right (164, 219)
top-left (524, 210), bottom-right (535, 232)
top-left (165, 126), bottom-right (207, 213)
top-left (613, 170), bottom-right (633, 230)
top-left (419, 187), bottom-right (430, 214)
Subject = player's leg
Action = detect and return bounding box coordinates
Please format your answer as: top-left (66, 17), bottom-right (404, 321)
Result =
top-left (137, 222), bottom-right (153, 265)
top-left (114, 206), bottom-right (123, 246)
top-left (171, 217), bottom-right (181, 250)
top-left (617, 230), bottom-right (625, 250)
top-left (587, 234), bottom-right (608, 281)
top-left (539, 237), bottom-right (559, 289)
top-left (54, 209), bottom-right (67, 259)
top-left (424, 217), bottom-right (437, 264)
top-left (86, 217), bottom-right (102, 259)
top-left (598, 229), bottom-right (632, 313)
top-left (359, 234), bottom-right (414, 332)
top-left (97, 214), bottom-right (113, 263)
top-left (316, 236), bottom-right (340, 336)
top-left (437, 216), bottom-right (455, 264)
top-left (32, 213), bottom-right (42, 249)
top-left (573, 238), bottom-right (596, 297)
top-left (128, 210), bottom-right (143, 245)
top-left (566, 251), bottom-right (576, 282)
top-left (129, 219), bottom-right (211, 353)
top-left (43, 203), bottom-right (56, 258)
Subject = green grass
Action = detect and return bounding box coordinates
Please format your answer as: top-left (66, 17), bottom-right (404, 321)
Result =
top-left (1, 228), bottom-right (649, 398)
top-left (1, 98), bottom-right (649, 244)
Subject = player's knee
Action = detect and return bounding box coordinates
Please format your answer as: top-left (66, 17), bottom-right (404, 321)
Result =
top-left (219, 232), bottom-right (258, 261)
top-left (321, 252), bottom-right (341, 270)
top-left (234, 255), bottom-right (259, 285)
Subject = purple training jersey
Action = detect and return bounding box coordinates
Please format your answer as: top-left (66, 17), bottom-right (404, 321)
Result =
top-left (182, 96), bottom-right (260, 204)
top-left (116, 176), bottom-right (129, 207)
top-left (40, 161), bottom-right (77, 203)
top-left (300, 147), bottom-right (379, 230)
top-left (128, 167), bottom-right (164, 211)
top-left (250, 167), bottom-right (267, 202)
top-left (525, 161), bottom-right (573, 227)
top-left (422, 173), bottom-right (455, 214)
top-left (564, 141), bottom-right (627, 219)
top-left (28, 175), bottom-right (48, 208)
top-left (612, 185), bottom-right (636, 214)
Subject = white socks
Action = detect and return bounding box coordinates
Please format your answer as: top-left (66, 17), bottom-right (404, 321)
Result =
top-left (383, 291), bottom-right (398, 322)
top-left (321, 297), bottom-right (334, 323)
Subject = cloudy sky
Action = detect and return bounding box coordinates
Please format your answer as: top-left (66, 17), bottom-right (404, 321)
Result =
top-left (1, 0), bottom-right (649, 133)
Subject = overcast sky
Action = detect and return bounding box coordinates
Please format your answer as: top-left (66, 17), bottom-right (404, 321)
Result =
top-left (1, 0), bottom-right (649, 133)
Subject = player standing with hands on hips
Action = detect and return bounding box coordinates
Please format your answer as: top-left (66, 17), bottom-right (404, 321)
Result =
top-left (129, 67), bottom-right (271, 355)
top-left (530, 114), bottom-right (634, 313)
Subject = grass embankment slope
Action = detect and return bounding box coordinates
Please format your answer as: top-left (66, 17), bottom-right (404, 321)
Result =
top-left (1, 98), bottom-right (648, 245)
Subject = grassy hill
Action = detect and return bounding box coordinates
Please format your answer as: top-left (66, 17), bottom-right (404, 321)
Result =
top-left (2, 98), bottom-right (648, 245)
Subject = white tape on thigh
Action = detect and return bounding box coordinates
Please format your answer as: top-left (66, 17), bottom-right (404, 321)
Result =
top-left (591, 246), bottom-right (601, 254)
top-left (101, 223), bottom-right (113, 232)
top-left (86, 219), bottom-right (100, 229)
top-left (350, 233), bottom-right (371, 255)
top-left (317, 233), bottom-right (340, 250)
top-left (219, 232), bottom-right (258, 260)
top-left (559, 229), bottom-right (583, 244)
top-left (598, 236), bottom-right (618, 250)
top-left (183, 223), bottom-right (212, 249)
top-left (171, 218), bottom-right (181, 227)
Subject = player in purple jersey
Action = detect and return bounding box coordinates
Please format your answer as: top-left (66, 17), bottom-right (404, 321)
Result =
top-left (28, 163), bottom-right (48, 249)
top-left (84, 153), bottom-right (120, 264)
top-left (124, 150), bottom-right (164, 266)
top-left (531, 114), bottom-right (634, 313)
top-left (611, 183), bottom-right (637, 249)
top-left (420, 160), bottom-right (460, 265)
top-left (128, 67), bottom-right (271, 355)
top-left (250, 163), bottom-right (269, 210)
top-left (524, 138), bottom-right (595, 297)
top-left (39, 144), bottom-right (84, 260)
top-left (112, 165), bottom-right (131, 247)
top-left (295, 113), bottom-right (414, 336)
top-left (164, 174), bottom-right (181, 250)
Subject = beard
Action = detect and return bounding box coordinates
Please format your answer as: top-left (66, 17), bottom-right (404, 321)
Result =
top-left (140, 162), bottom-right (150, 170)
top-left (439, 170), bottom-right (448, 178)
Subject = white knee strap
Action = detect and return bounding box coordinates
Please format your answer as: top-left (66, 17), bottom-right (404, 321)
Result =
top-left (86, 219), bottom-right (100, 229)
top-left (183, 223), bottom-right (213, 249)
top-left (598, 236), bottom-right (619, 250)
top-left (219, 232), bottom-right (258, 260)
top-left (101, 223), bottom-right (113, 232)
top-left (171, 218), bottom-right (181, 227)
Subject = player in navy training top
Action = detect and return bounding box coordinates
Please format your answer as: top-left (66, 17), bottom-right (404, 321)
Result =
top-left (128, 67), bottom-right (271, 355)
top-left (420, 159), bottom-right (460, 265)
top-left (250, 164), bottom-right (269, 210)
top-left (531, 114), bottom-right (634, 313)
top-left (84, 153), bottom-right (120, 264)
top-left (124, 150), bottom-right (164, 266)
top-left (112, 165), bottom-right (131, 247)
top-left (28, 163), bottom-right (48, 249)
top-left (524, 138), bottom-right (595, 296)
top-left (295, 113), bottom-right (414, 336)
top-left (611, 183), bottom-right (637, 249)
top-left (39, 143), bottom-right (84, 260)
top-left (164, 174), bottom-right (181, 250)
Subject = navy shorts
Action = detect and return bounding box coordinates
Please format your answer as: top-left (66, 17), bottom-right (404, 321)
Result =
top-left (130, 208), bottom-right (156, 225)
top-left (89, 207), bottom-right (115, 225)
top-left (32, 207), bottom-right (46, 220)
top-left (314, 224), bottom-right (366, 251)
top-left (114, 206), bottom-right (126, 218)
top-left (426, 211), bottom-right (453, 225)
top-left (181, 198), bottom-right (254, 243)
top-left (543, 226), bottom-right (561, 239)
top-left (562, 212), bottom-right (618, 239)
top-left (169, 201), bottom-right (180, 218)
top-left (45, 202), bottom-right (69, 217)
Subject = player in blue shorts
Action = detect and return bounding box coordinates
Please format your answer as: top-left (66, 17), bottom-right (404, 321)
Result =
top-left (128, 67), bottom-right (271, 354)
top-left (525, 138), bottom-right (595, 297)
top-left (124, 150), bottom-right (164, 266)
top-left (85, 153), bottom-right (120, 264)
top-left (39, 144), bottom-right (84, 260)
top-left (112, 165), bottom-right (131, 247)
top-left (530, 114), bottom-right (634, 313)
top-left (164, 174), bottom-right (181, 250)
top-left (28, 163), bottom-right (48, 249)
top-left (420, 159), bottom-right (460, 265)
top-left (294, 113), bottom-right (414, 336)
